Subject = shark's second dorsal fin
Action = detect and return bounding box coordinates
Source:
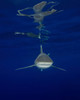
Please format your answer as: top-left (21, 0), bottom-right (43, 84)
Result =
top-left (40, 45), bottom-right (43, 53)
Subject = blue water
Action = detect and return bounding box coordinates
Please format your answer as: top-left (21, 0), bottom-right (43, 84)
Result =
top-left (0, 0), bottom-right (80, 100)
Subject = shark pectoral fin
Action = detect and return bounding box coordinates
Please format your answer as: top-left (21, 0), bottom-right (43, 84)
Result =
top-left (52, 65), bottom-right (66, 71)
top-left (16, 64), bottom-right (35, 70)
top-left (17, 7), bottom-right (33, 18)
top-left (17, 13), bottom-right (31, 17)
top-left (55, 10), bottom-right (64, 14)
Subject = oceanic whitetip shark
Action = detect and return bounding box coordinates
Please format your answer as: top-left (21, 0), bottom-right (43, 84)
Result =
top-left (16, 45), bottom-right (66, 71)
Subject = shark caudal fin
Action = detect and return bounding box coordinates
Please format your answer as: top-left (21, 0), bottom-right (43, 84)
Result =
top-left (16, 64), bottom-right (35, 70)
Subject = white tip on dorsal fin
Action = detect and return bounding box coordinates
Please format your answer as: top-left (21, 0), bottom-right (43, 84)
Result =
top-left (40, 45), bottom-right (43, 53)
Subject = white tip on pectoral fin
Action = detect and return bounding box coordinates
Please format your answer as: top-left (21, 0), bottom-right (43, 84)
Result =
top-left (52, 65), bottom-right (66, 71)
top-left (16, 64), bottom-right (35, 70)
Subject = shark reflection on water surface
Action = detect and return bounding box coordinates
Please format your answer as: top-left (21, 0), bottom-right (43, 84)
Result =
top-left (17, 1), bottom-right (57, 30)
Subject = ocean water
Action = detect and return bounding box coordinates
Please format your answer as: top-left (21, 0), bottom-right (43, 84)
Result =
top-left (0, 0), bottom-right (80, 100)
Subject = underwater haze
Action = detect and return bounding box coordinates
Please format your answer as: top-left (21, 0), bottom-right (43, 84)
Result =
top-left (0, 0), bottom-right (80, 100)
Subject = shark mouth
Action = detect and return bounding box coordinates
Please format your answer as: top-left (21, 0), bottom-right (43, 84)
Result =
top-left (36, 62), bottom-right (53, 68)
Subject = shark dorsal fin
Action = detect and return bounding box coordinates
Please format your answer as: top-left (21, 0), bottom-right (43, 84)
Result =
top-left (40, 45), bottom-right (43, 53)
